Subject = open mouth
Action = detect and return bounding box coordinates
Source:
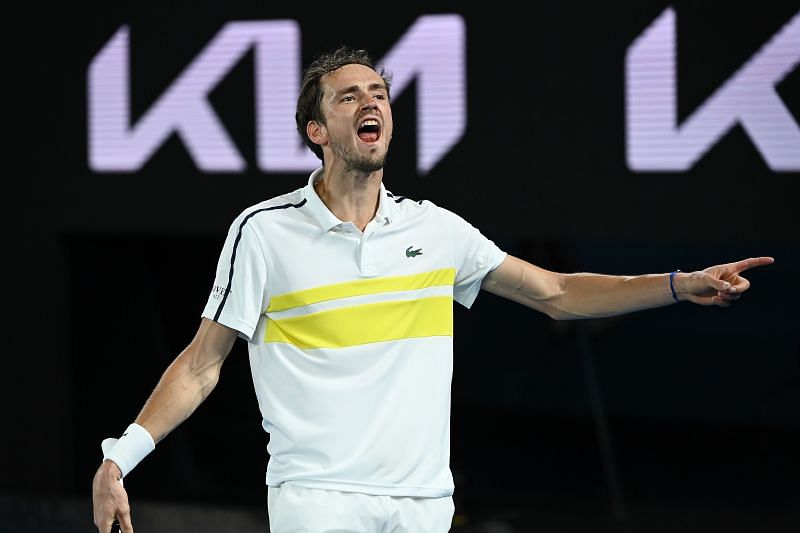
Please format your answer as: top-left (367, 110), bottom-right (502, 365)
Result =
top-left (357, 119), bottom-right (380, 143)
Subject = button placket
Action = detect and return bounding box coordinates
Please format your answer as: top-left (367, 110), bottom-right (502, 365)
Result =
top-left (358, 236), bottom-right (373, 276)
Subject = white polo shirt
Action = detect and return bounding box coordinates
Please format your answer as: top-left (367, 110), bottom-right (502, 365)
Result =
top-left (202, 168), bottom-right (507, 498)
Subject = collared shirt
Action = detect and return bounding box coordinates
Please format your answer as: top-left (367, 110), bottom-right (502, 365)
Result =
top-left (202, 167), bottom-right (507, 497)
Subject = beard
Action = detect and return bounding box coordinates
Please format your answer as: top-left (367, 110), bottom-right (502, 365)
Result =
top-left (331, 138), bottom-right (388, 173)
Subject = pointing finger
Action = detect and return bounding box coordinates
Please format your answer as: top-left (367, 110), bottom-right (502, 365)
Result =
top-left (730, 256), bottom-right (774, 274)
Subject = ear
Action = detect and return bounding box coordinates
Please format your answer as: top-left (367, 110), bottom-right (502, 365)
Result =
top-left (307, 121), bottom-right (328, 146)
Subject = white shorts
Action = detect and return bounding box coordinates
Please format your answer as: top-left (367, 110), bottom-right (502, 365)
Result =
top-left (267, 484), bottom-right (455, 532)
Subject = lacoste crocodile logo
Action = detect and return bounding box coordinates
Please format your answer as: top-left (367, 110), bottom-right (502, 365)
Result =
top-left (405, 246), bottom-right (423, 258)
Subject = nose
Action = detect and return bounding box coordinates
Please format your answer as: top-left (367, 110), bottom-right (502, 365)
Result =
top-left (359, 94), bottom-right (377, 110)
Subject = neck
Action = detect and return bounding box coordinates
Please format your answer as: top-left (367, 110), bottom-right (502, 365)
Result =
top-left (315, 165), bottom-right (383, 232)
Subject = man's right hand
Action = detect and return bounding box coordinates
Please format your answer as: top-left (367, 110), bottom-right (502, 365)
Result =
top-left (92, 460), bottom-right (133, 533)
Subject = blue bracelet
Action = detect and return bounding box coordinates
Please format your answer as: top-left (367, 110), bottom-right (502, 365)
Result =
top-left (669, 270), bottom-right (681, 302)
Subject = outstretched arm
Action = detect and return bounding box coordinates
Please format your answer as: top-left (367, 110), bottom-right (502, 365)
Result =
top-left (92, 318), bottom-right (239, 533)
top-left (481, 255), bottom-right (774, 320)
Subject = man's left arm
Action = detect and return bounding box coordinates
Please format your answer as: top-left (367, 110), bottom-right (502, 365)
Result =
top-left (481, 255), bottom-right (774, 320)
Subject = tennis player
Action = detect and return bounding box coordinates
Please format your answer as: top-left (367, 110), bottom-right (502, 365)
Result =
top-left (92, 46), bottom-right (773, 533)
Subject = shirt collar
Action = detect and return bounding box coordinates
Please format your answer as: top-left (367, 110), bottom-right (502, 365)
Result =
top-left (303, 167), bottom-right (393, 232)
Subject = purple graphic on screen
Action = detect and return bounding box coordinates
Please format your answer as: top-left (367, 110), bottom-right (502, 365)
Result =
top-left (626, 7), bottom-right (800, 172)
top-left (380, 15), bottom-right (466, 174)
top-left (87, 15), bottom-right (466, 176)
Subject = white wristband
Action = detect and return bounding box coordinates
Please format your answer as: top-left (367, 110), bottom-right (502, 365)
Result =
top-left (102, 423), bottom-right (155, 478)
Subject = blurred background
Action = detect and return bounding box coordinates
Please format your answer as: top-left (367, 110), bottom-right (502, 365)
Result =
top-left (2, 1), bottom-right (798, 532)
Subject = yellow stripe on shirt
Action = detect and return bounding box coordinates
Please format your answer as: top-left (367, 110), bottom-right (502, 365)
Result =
top-left (267, 268), bottom-right (456, 312)
top-left (265, 296), bottom-right (453, 349)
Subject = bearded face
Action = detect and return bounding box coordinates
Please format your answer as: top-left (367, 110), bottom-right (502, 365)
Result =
top-left (317, 64), bottom-right (394, 174)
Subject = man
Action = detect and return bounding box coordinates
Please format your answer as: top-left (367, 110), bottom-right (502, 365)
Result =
top-left (92, 46), bottom-right (773, 533)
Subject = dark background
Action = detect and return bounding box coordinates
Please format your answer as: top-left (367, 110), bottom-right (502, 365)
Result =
top-left (2, 1), bottom-right (798, 532)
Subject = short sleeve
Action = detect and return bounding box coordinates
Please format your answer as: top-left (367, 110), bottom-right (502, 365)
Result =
top-left (440, 207), bottom-right (507, 308)
top-left (201, 215), bottom-right (269, 342)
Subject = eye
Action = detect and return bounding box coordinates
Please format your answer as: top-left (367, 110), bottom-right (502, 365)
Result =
top-left (342, 95), bottom-right (355, 102)
top-left (373, 93), bottom-right (386, 100)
